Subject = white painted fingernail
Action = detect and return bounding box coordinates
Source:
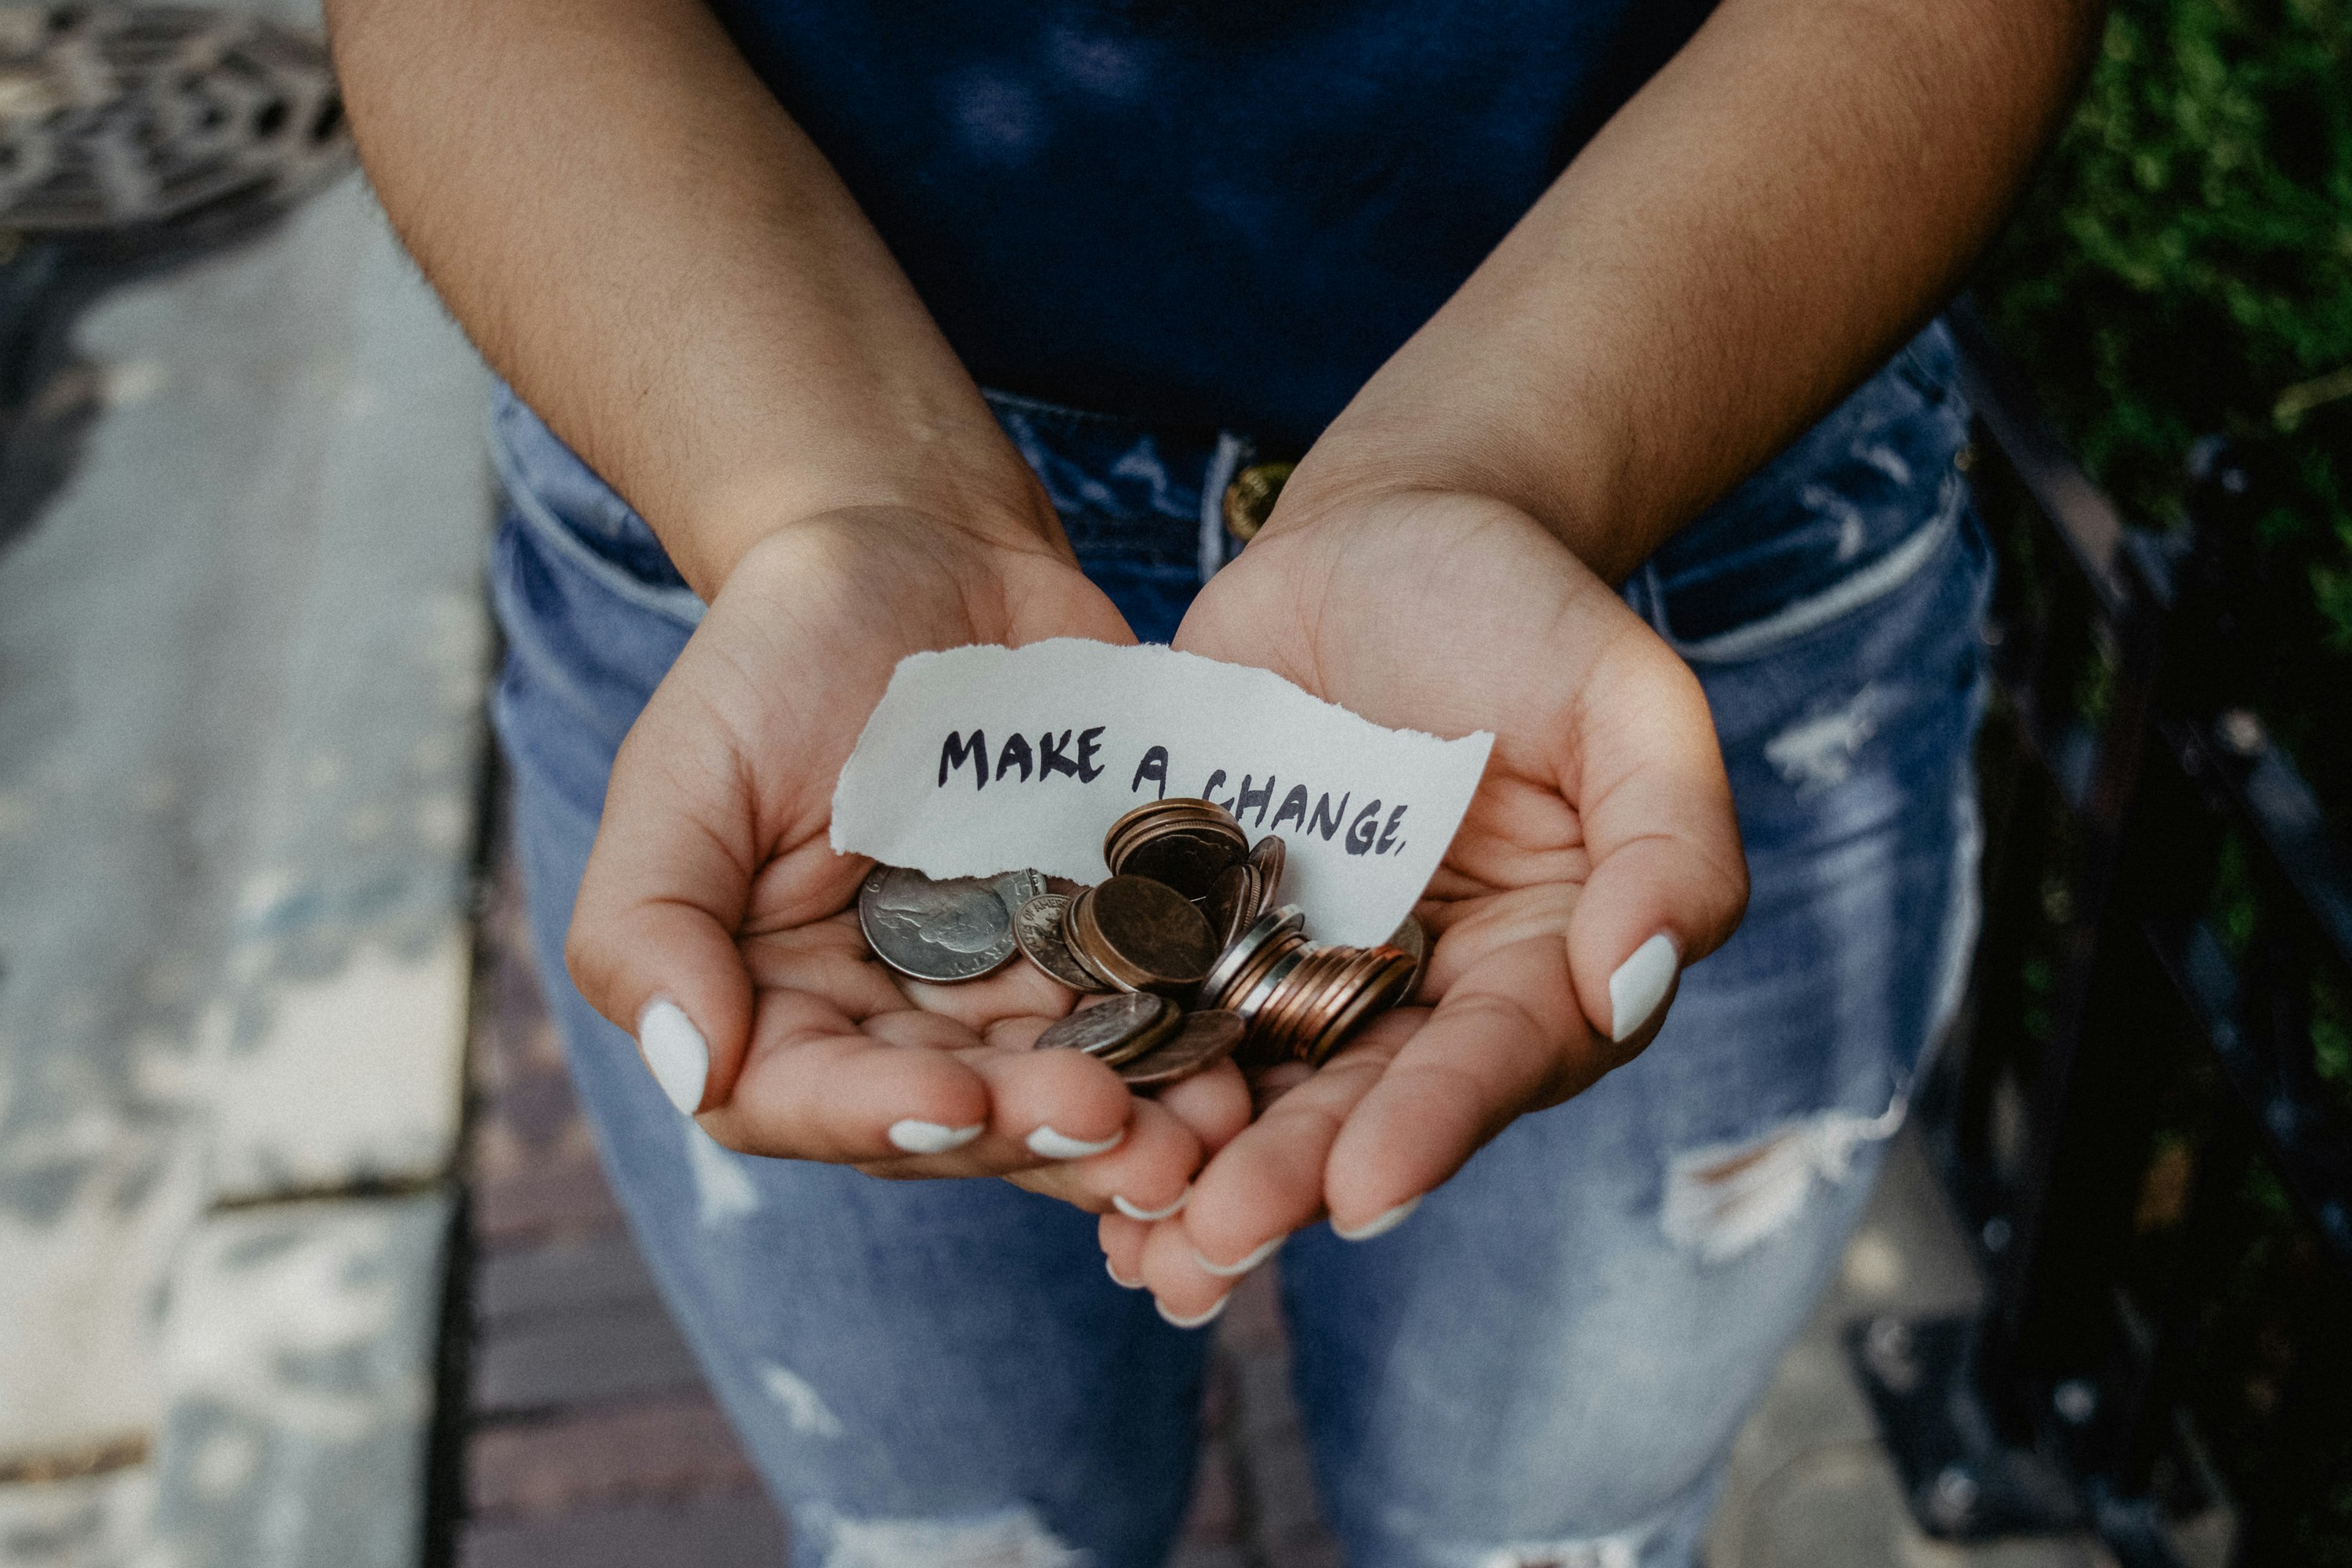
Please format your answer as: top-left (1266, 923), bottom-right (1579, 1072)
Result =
top-left (1608, 932), bottom-right (1681, 1042)
top-left (1026, 1124), bottom-right (1125, 1160)
top-left (887, 1120), bottom-right (984, 1154)
top-left (1156, 1294), bottom-right (1229, 1329)
top-left (1195, 1235), bottom-right (1281, 1278)
top-left (1112, 1188), bottom-right (1191, 1222)
top-left (637, 999), bottom-right (708, 1116)
top-left (1106, 1257), bottom-right (1144, 1290)
top-left (1334, 1196), bottom-right (1422, 1241)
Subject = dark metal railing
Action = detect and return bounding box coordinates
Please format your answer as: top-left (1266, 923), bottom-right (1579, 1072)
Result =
top-left (1847, 301), bottom-right (2352, 1568)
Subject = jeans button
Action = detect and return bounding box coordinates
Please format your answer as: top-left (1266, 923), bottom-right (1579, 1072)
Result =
top-left (1222, 462), bottom-right (1294, 542)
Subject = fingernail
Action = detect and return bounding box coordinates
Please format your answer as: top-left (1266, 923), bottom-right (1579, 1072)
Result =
top-left (1195, 1235), bottom-right (1281, 1278)
top-left (637, 999), bottom-right (708, 1116)
top-left (1334, 1196), bottom-right (1422, 1241)
top-left (1026, 1125), bottom-right (1125, 1160)
top-left (1112, 1188), bottom-right (1191, 1222)
top-left (887, 1119), bottom-right (984, 1155)
top-left (1608, 932), bottom-right (1681, 1042)
top-left (1156, 1294), bottom-right (1229, 1329)
top-left (1106, 1257), bottom-right (1144, 1290)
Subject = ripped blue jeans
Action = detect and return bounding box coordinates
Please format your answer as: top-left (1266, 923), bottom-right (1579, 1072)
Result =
top-left (488, 321), bottom-right (1991, 1568)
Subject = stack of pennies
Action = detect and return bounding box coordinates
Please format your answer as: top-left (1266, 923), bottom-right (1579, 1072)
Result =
top-left (855, 797), bottom-right (1425, 1092)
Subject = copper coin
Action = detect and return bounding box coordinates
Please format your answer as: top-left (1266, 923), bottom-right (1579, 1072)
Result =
top-left (1012, 894), bottom-right (1113, 994)
top-left (1034, 991), bottom-right (1168, 1058)
top-left (1061, 886), bottom-right (1130, 992)
top-left (1113, 825), bottom-right (1248, 902)
top-left (1246, 834), bottom-right (1287, 916)
top-left (1119, 1009), bottom-right (1245, 1089)
top-left (1233, 943), bottom-right (1308, 1029)
top-left (1206, 862), bottom-right (1264, 952)
top-left (858, 865), bottom-right (1015, 982)
top-left (1387, 913), bottom-right (1428, 1000)
top-left (1302, 949), bottom-right (1418, 1066)
top-left (1098, 993), bottom-right (1185, 1066)
top-left (1082, 874), bottom-right (1216, 994)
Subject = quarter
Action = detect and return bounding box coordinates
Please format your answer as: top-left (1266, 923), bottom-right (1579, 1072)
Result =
top-left (858, 864), bottom-right (1017, 982)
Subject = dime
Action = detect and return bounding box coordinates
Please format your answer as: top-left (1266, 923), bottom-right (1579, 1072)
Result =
top-left (1119, 1009), bottom-right (1245, 1089)
top-left (1203, 905), bottom-right (1305, 1008)
top-left (1034, 991), bottom-right (1168, 1059)
top-left (1246, 834), bottom-right (1287, 917)
top-left (994, 869), bottom-right (1048, 916)
top-left (1072, 875), bottom-right (1217, 996)
top-left (858, 865), bottom-right (1015, 982)
top-left (1206, 862), bottom-right (1264, 952)
top-left (1011, 894), bottom-right (1113, 994)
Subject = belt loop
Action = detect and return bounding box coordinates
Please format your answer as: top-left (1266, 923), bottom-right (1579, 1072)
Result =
top-left (1200, 430), bottom-right (1248, 584)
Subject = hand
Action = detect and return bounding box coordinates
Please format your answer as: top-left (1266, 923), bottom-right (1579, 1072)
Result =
top-left (566, 508), bottom-right (1249, 1214)
top-left (1106, 489), bottom-right (1748, 1319)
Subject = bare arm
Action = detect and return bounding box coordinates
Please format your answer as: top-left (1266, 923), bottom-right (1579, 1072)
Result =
top-left (328, 0), bottom-right (1048, 595)
top-left (1280, 0), bottom-right (2106, 580)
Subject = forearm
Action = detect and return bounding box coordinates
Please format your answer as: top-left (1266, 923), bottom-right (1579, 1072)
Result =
top-left (329, 0), bottom-right (1047, 595)
top-left (1282, 0), bottom-right (2103, 582)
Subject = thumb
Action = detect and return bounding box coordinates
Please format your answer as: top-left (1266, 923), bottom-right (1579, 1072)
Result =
top-left (1563, 632), bottom-right (1748, 1050)
top-left (564, 702), bottom-right (765, 1118)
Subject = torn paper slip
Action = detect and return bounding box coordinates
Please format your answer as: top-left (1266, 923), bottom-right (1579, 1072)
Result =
top-left (830, 639), bottom-right (1494, 947)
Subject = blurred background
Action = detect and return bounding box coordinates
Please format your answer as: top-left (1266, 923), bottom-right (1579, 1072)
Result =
top-left (0, 2), bottom-right (2341, 1566)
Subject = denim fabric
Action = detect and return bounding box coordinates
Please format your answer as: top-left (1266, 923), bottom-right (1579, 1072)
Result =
top-left (487, 321), bottom-right (1988, 1568)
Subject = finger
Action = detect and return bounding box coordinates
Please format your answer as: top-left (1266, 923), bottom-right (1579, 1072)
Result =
top-left (702, 991), bottom-right (1000, 1162)
top-left (1147, 1059), bottom-right (1254, 1155)
top-left (1006, 1097), bottom-right (1201, 1217)
top-left (567, 702), bottom-right (769, 1118)
top-left (1172, 1011), bottom-right (1415, 1265)
top-left (1098, 1211), bottom-right (1150, 1289)
top-left (1322, 938), bottom-right (1594, 1226)
top-left (1138, 1217), bottom-right (1242, 1328)
top-left (1562, 628), bottom-right (1748, 1045)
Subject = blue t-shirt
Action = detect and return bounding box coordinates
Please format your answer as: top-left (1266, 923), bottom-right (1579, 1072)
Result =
top-left (713, 0), bottom-right (1718, 448)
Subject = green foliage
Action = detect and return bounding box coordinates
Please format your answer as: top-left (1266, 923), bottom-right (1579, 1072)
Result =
top-left (1977, 0), bottom-right (2352, 808)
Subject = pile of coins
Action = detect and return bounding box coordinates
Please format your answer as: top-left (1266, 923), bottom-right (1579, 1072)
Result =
top-left (856, 798), bottom-right (1425, 1091)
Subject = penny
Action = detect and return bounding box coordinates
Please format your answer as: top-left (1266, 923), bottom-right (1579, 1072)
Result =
top-left (1076, 874), bottom-right (1216, 995)
top-left (1034, 991), bottom-right (1168, 1058)
top-left (1012, 894), bottom-right (1113, 994)
top-left (1105, 799), bottom-right (1250, 901)
top-left (1301, 949), bottom-right (1419, 1066)
top-left (1119, 1009), bottom-right (1245, 1089)
top-left (1098, 993), bottom-right (1185, 1066)
top-left (1388, 913), bottom-right (1428, 1001)
top-left (858, 864), bottom-right (1015, 982)
top-left (1206, 862), bottom-right (1264, 952)
top-left (1246, 834), bottom-right (1286, 917)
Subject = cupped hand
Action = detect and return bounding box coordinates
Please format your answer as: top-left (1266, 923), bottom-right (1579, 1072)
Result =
top-left (565, 507), bottom-right (1250, 1211)
top-left (1115, 489), bottom-right (1749, 1319)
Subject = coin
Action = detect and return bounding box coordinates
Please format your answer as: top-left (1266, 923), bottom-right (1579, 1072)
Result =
top-left (1301, 949), bottom-right (1418, 1065)
top-left (1388, 913), bottom-right (1428, 1000)
top-left (1246, 834), bottom-right (1286, 916)
top-left (1203, 905), bottom-right (1305, 1007)
top-left (994, 869), bottom-right (1048, 915)
top-left (1012, 894), bottom-right (1114, 993)
top-left (1073, 874), bottom-right (1217, 996)
top-left (1206, 862), bottom-right (1264, 951)
top-left (1119, 1009), bottom-right (1245, 1089)
top-left (1104, 799), bottom-right (1249, 901)
top-left (1034, 991), bottom-right (1168, 1059)
top-left (858, 865), bottom-right (1016, 982)
top-left (1100, 993), bottom-right (1185, 1065)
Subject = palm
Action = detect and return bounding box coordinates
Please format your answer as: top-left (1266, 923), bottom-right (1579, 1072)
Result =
top-left (1109, 492), bottom-right (1745, 1296)
top-left (572, 511), bottom-right (1243, 1203)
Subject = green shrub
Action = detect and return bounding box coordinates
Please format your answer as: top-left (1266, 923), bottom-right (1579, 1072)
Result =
top-left (1977, 0), bottom-right (2352, 811)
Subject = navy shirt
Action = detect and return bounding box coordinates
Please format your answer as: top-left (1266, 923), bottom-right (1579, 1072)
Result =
top-left (713, 0), bottom-right (1719, 448)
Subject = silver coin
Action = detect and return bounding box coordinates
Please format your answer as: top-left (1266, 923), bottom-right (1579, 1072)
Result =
top-left (858, 864), bottom-right (1017, 982)
top-left (1012, 894), bottom-right (1114, 993)
top-left (994, 869), bottom-right (1048, 915)
top-left (1034, 992), bottom-right (1168, 1058)
top-left (1203, 904), bottom-right (1306, 1007)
